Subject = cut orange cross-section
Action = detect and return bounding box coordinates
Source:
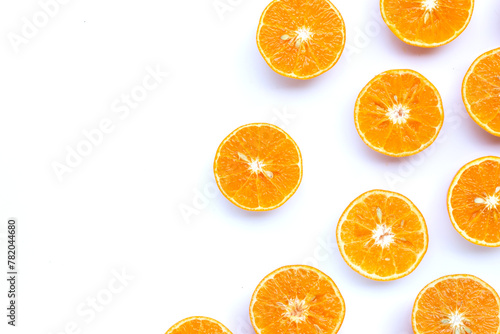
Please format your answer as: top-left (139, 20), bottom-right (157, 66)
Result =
top-left (447, 156), bottom-right (500, 247)
top-left (166, 316), bottom-right (233, 334)
top-left (214, 123), bottom-right (302, 211)
top-left (250, 265), bottom-right (345, 334)
top-left (354, 69), bottom-right (444, 157)
top-left (462, 47), bottom-right (500, 137)
top-left (256, 0), bottom-right (346, 79)
top-left (381, 0), bottom-right (474, 48)
top-left (412, 274), bottom-right (500, 334)
top-left (337, 190), bottom-right (428, 281)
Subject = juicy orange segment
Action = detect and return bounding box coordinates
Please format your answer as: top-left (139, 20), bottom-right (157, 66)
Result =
top-left (337, 190), bottom-right (428, 281)
top-left (462, 48), bottom-right (500, 136)
top-left (412, 274), bottom-right (500, 334)
top-left (256, 0), bottom-right (346, 79)
top-left (354, 69), bottom-right (444, 157)
top-left (381, 0), bottom-right (474, 48)
top-left (250, 265), bottom-right (345, 334)
top-left (166, 316), bottom-right (233, 334)
top-left (214, 123), bottom-right (302, 211)
top-left (447, 156), bottom-right (500, 247)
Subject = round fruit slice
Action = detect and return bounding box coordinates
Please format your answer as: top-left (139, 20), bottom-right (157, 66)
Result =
top-left (381, 0), bottom-right (474, 48)
top-left (447, 156), bottom-right (500, 247)
top-left (337, 190), bottom-right (428, 281)
top-left (166, 316), bottom-right (233, 334)
top-left (214, 123), bottom-right (302, 211)
top-left (412, 274), bottom-right (500, 334)
top-left (354, 69), bottom-right (444, 157)
top-left (256, 0), bottom-right (346, 80)
top-left (250, 265), bottom-right (345, 334)
top-left (462, 48), bottom-right (500, 136)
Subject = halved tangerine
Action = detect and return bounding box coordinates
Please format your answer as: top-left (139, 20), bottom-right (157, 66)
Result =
top-left (354, 69), bottom-right (444, 157)
top-left (447, 156), bottom-right (500, 247)
top-left (412, 274), bottom-right (500, 334)
top-left (256, 0), bottom-right (346, 79)
top-left (381, 0), bottom-right (474, 48)
top-left (462, 47), bottom-right (500, 136)
top-left (337, 189), bottom-right (428, 281)
top-left (250, 265), bottom-right (345, 334)
top-left (166, 316), bottom-right (233, 334)
top-left (214, 123), bottom-right (302, 211)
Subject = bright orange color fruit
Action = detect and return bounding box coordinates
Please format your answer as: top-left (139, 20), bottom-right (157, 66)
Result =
top-left (462, 47), bottom-right (500, 136)
top-left (214, 123), bottom-right (302, 211)
top-left (380, 0), bottom-right (474, 48)
top-left (354, 69), bottom-right (444, 157)
top-left (447, 156), bottom-right (500, 247)
top-left (337, 190), bottom-right (428, 281)
top-left (250, 265), bottom-right (345, 334)
top-left (256, 0), bottom-right (346, 79)
top-left (412, 274), bottom-right (500, 334)
top-left (166, 316), bottom-right (233, 334)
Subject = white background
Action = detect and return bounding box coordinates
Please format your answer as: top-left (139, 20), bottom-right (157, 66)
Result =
top-left (0, 0), bottom-right (499, 333)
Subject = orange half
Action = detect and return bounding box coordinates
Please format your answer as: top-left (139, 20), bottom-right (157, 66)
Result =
top-left (214, 123), bottom-right (302, 211)
top-left (412, 274), bottom-right (500, 334)
top-left (381, 0), bottom-right (474, 48)
top-left (462, 47), bottom-right (500, 136)
top-left (447, 156), bottom-right (500, 247)
top-left (337, 189), bottom-right (428, 281)
top-left (355, 69), bottom-right (444, 157)
top-left (257, 0), bottom-right (346, 79)
top-left (166, 316), bottom-right (233, 334)
top-left (250, 265), bottom-right (345, 334)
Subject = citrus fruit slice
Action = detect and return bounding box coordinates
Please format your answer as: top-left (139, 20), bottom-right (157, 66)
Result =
top-left (256, 0), bottom-right (346, 80)
top-left (166, 316), bottom-right (233, 334)
top-left (462, 47), bottom-right (500, 137)
top-left (380, 0), bottom-right (474, 48)
top-left (214, 123), bottom-right (302, 211)
top-left (250, 265), bottom-right (345, 334)
top-left (447, 156), bottom-right (500, 247)
top-left (354, 69), bottom-right (444, 157)
top-left (337, 189), bottom-right (428, 281)
top-left (412, 274), bottom-right (500, 334)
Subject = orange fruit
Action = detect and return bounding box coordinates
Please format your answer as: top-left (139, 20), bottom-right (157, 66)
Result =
top-left (166, 316), bottom-right (233, 334)
top-left (256, 0), bottom-right (346, 80)
top-left (380, 0), bottom-right (474, 48)
top-left (412, 274), bottom-right (500, 334)
top-left (354, 69), bottom-right (444, 157)
top-left (214, 123), bottom-right (302, 211)
top-left (250, 265), bottom-right (345, 334)
top-left (337, 189), bottom-right (428, 281)
top-left (447, 156), bottom-right (500, 247)
top-left (462, 47), bottom-right (500, 137)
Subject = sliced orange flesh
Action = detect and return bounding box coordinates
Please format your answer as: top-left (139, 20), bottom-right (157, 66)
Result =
top-left (462, 48), bottom-right (500, 136)
top-left (256, 0), bottom-right (346, 79)
top-left (250, 265), bottom-right (345, 334)
top-left (214, 123), bottom-right (302, 211)
top-left (412, 274), bottom-right (500, 334)
top-left (166, 316), bottom-right (233, 334)
top-left (354, 69), bottom-right (444, 157)
top-left (381, 0), bottom-right (474, 48)
top-left (447, 156), bottom-right (500, 247)
top-left (337, 190), bottom-right (428, 281)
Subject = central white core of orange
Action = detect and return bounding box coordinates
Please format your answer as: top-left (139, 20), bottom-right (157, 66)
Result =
top-left (484, 195), bottom-right (499, 209)
top-left (372, 224), bottom-right (395, 248)
top-left (249, 160), bottom-right (264, 173)
top-left (296, 27), bottom-right (313, 43)
top-left (475, 187), bottom-right (500, 210)
top-left (442, 311), bottom-right (472, 333)
top-left (422, 0), bottom-right (437, 11)
top-left (282, 298), bottom-right (309, 323)
top-left (387, 104), bottom-right (410, 124)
